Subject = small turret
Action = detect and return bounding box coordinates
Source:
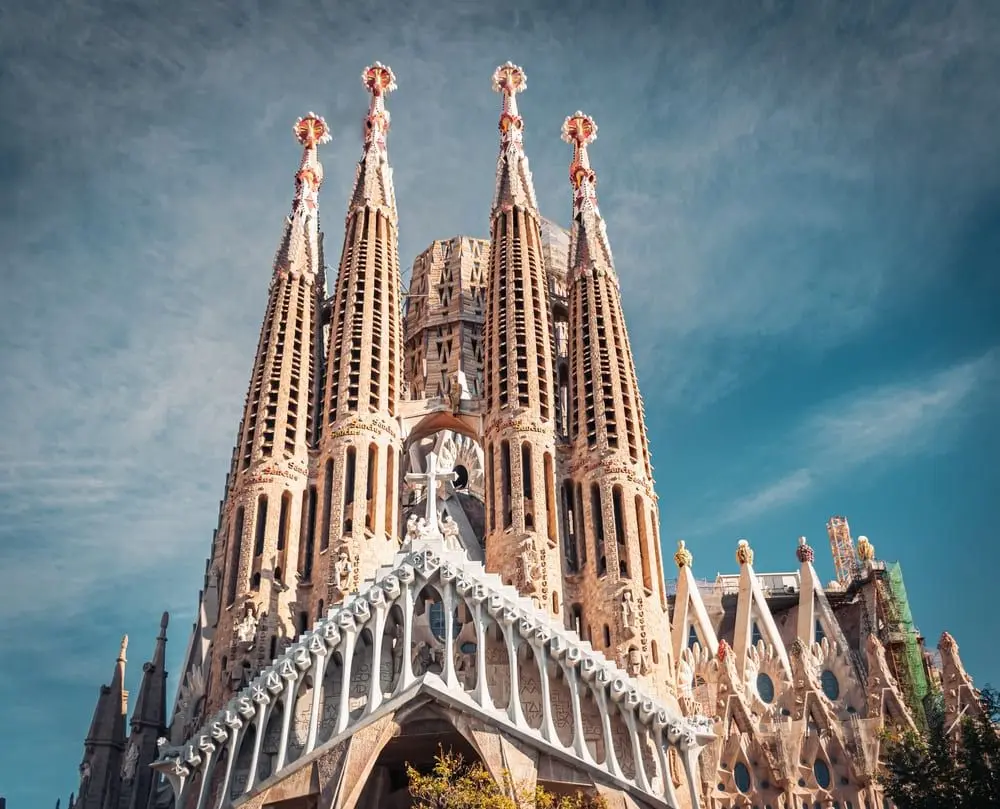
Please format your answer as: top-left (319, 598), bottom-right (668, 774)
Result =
top-left (77, 637), bottom-right (129, 809)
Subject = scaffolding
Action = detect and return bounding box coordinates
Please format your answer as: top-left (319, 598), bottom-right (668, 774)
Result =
top-left (875, 563), bottom-right (930, 730)
top-left (827, 515), bottom-right (859, 586)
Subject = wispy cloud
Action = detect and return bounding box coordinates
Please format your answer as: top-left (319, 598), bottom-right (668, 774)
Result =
top-left (712, 349), bottom-right (998, 526)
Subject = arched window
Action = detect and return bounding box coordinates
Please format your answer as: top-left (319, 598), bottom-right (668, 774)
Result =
top-left (251, 571), bottom-right (261, 590)
top-left (591, 484), bottom-right (606, 575)
top-left (733, 762), bottom-right (752, 793)
top-left (321, 460), bottom-right (333, 551)
top-left (317, 599), bottom-right (325, 620)
top-left (343, 446), bottom-right (357, 532)
top-left (612, 485), bottom-right (627, 577)
top-left (366, 443), bottom-right (378, 532)
top-left (602, 624), bottom-right (611, 647)
top-left (821, 669), bottom-right (840, 701)
top-left (635, 495), bottom-right (651, 591)
top-left (561, 480), bottom-right (578, 572)
top-left (276, 491), bottom-right (291, 551)
top-left (813, 759), bottom-right (832, 790)
top-left (522, 443), bottom-right (534, 530)
top-left (385, 450), bottom-right (396, 538)
top-left (302, 485), bottom-right (317, 580)
top-left (226, 506), bottom-right (245, 607)
top-left (570, 604), bottom-right (583, 636)
top-left (500, 441), bottom-right (512, 529)
top-left (544, 452), bottom-right (557, 545)
top-left (253, 495), bottom-right (268, 557)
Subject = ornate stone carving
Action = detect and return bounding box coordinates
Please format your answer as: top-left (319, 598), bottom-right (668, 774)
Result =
top-left (517, 545), bottom-right (540, 594)
top-left (333, 552), bottom-right (354, 597)
top-left (441, 513), bottom-right (462, 552)
top-left (235, 601), bottom-right (260, 645)
top-left (620, 589), bottom-right (637, 638)
top-left (120, 741), bottom-right (139, 782)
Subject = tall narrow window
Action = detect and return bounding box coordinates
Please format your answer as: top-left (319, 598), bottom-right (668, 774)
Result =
top-left (277, 492), bottom-right (291, 551)
top-left (575, 482), bottom-right (587, 566)
top-left (365, 443), bottom-right (378, 532)
top-left (651, 509), bottom-right (665, 607)
top-left (253, 495), bottom-right (268, 557)
top-left (603, 624), bottom-right (611, 648)
top-left (612, 485), bottom-right (627, 577)
top-left (227, 506), bottom-right (245, 606)
top-left (521, 443), bottom-right (533, 530)
top-left (486, 443), bottom-right (495, 532)
top-left (500, 441), bottom-right (512, 529)
top-left (385, 450), bottom-right (395, 539)
top-left (345, 446), bottom-right (357, 505)
top-left (570, 604), bottom-right (583, 636)
top-left (635, 496), bottom-right (651, 591)
top-left (544, 452), bottom-right (556, 545)
top-left (591, 484), bottom-right (606, 575)
top-left (321, 460), bottom-right (333, 552)
top-left (302, 485), bottom-right (317, 580)
top-left (561, 481), bottom-right (578, 572)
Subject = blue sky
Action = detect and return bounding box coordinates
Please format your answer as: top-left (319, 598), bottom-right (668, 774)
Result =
top-left (1, 0), bottom-right (999, 804)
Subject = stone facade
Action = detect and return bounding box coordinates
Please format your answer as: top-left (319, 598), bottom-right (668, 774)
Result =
top-left (68, 62), bottom-right (987, 809)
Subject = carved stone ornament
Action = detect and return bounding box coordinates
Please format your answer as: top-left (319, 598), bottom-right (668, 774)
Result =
top-left (621, 589), bottom-right (637, 637)
top-left (121, 740), bottom-right (140, 782)
top-left (235, 601), bottom-right (259, 645)
top-left (334, 552), bottom-right (354, 594)
top-left (441, 513), bottom-right (462, 552)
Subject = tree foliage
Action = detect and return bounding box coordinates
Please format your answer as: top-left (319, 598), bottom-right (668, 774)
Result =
top-left (880, 685), bottom-right (1000, 809)
top-left (406, 749), bottom-right (607, 809)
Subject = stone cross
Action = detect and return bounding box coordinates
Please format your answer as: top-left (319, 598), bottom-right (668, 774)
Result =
top-left (405, 452), bottom-right (457, 537)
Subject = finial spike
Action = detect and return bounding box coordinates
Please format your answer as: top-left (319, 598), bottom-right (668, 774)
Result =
top-left (118, 635), bottom-right (128, 661)
top-left (361, 62), bottom-right (396, 150)
top-left (493, 62), bottom-right (527, 136)
top-left (562, 112), bottom-right (600, 215)
top-left (735, 539), bottom-right (754, 566)
top-left (674, 540), bottom-right (693, 569)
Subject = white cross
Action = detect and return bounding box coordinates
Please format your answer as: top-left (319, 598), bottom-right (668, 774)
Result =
top-left (405, 452), bottom-right (457, 537)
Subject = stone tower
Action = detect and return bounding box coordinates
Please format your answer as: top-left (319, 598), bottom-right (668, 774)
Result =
top-left (207, 113), bottom-right (331, 713)
top-left (403, 236), bottom-right (489, 401)
top-left (482, 63), bottom-right (562, 617)
top-left (560, 113), bottom-right (674, 698)
top-left (313, 63), bottom-right (405, 615)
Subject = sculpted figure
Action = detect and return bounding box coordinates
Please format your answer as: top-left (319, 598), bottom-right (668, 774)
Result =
top-left (621, 589), bottom-right (637, 635)
top-left (441, 513), bottom-right (462, 552)
top-left (404, 513), bottom-right (420, 545)
top-left (448, 373), bottom-right (463, 412)
top-left (334, 552), bottom-right (353, 594)
top-left (235, 601), bottom-right (259, 645)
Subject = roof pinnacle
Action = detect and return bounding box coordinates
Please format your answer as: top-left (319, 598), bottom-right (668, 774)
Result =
top-left (118, 634), bottom-right (128, 662)
top-left (796, 535), bottom-right (815, 564)
top-left (291, 112), bottom-right (330, 216)
top-left (735, 539), bottom-right (754, 567)
top-left (561, 111), bottom-right (599, 215)
top-left (674, 540), bottom-right (693, 569)
top-left (361, 62), bottom-right (396, 150)
top-left (493, 62), bottom-right (527, 146)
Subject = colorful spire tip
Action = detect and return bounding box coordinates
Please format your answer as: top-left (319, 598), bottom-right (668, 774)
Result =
top-left (561, 111), bottom-right (598, 146)
top-left (293, 113), bottom-right (331, 147)
top-left (492, 62), bottom-right (527, 95)
top-left (362, 62), bottom-right (397, 96)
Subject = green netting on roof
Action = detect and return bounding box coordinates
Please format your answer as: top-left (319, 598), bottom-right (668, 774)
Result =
top-left (888, 563), bottom-right (931, 727)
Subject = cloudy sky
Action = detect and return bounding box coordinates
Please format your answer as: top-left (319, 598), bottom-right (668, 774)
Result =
top-left (2, 0), bottom-right (999, 803)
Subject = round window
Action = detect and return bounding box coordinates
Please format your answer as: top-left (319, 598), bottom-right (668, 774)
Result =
top-left (820, 669), bottom-right (840, 701)
top-left (733, 762), bottom-right (752, 793)
top-left (813, 758), bottom-right (832, 790)
top-left (756, 672), bottom-right (775, 704)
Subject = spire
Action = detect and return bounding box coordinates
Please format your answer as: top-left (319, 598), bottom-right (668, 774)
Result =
top-left (561, 112), bottom-right (615, 280)
top-left (316, 62), bottom-right (405, 607)
top-left (272, 112), bottom-right (331, 277)
top-left (561, 111), bottom-right (671, 697)
top-left (123, 615), bottom-right (170, 809)
top-left (209, 113), bottom-right (330, 715)
top-left (482, 62), bottom-right (560, 618)
top-left (78, 637), bottom-right (129, 809)
top-left (491, 61), bottom-right (539, 213)
top-left (349, 62), bottom-right (398, 220)
top-left (130, 613), bottom-right (168, 730)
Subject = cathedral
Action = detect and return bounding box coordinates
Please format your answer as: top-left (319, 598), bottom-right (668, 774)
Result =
top-left (66, 62), bottom-right (985, 809)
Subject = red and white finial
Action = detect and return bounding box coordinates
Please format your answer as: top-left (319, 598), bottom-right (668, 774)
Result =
top-left (361, 62), bottom-right (396, 150)
top-left (493, 62), bottom-right (527, 146)
top-left (291, 112), bottom-right (330, 215)
top-left (293, 112), bottom-right (332, 148)
top-left (562, 111), bottom-right (599, 211)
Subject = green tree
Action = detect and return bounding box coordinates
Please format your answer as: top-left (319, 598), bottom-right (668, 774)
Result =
top-left (406, 749), bottom-right (607, 809)
top-left (881, 685), bottom-right (1000, 809)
